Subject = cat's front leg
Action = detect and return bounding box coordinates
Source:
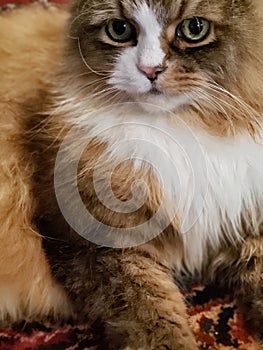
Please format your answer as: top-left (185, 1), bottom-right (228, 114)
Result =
top-left (45, 241), bottom-right (197, 350)
top-left (212, 236), bottom-right (263, 339)
top-left (233, 237), bottom-right (263, 338)
top-left (100, 250), bottom-right (198, 350)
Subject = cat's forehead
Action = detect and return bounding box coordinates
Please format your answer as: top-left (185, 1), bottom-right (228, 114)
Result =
top-left (122, 0), bottom-right (225, 18)
top-left (85, 0), bottom-right (232, 24)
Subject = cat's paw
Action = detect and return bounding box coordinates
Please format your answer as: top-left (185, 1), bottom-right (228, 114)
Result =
top-left (120, 328), bottom-right (198, 350)
top-left (240, 298), bottom-right (263, 339)
top-left (105, 325), bottom-right (198, 350)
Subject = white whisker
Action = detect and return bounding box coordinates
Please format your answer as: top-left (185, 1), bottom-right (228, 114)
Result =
top-left (77, 39), bottom-right (109, 77)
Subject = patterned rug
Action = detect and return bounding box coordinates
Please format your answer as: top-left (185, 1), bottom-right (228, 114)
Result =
top-left (0, 285), bottom-right (261, 349)
top-left (0, 1), bottom-right (262, 349)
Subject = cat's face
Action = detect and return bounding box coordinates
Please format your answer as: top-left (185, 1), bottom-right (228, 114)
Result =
top-left (68, 0), bottom-right (262, 132)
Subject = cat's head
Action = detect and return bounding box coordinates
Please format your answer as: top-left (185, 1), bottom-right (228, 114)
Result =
top-left (65, 0), bottom-right (263, 134)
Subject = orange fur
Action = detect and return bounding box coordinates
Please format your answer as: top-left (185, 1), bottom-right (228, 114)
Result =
top-left (0, 4), bottom-right (71, 322)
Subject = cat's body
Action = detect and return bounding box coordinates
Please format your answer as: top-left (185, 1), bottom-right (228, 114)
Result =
top-left (0, 0), bottom-right (263, 349)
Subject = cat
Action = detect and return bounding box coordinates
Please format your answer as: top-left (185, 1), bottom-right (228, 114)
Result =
top-left (0, 0), bottom-right (263, 349)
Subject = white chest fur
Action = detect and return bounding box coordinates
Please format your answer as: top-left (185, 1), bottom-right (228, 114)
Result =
top-left (64, 104), bottom-right (263, 272)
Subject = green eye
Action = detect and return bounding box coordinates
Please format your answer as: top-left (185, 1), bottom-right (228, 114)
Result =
top-left (177, 17), bottom-right (210, 43)
top-left (106, 19), bottom-right (136, 43)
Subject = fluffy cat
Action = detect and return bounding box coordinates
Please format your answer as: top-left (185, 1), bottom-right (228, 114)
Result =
top-left (0, 0), bottom-right (263, 349)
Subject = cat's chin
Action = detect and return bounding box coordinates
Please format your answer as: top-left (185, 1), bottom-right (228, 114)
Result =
top-left (133, 92), bottom-right (190, 115)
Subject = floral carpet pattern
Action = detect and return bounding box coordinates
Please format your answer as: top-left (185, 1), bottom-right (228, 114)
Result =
top-left (0, 1), bottom-right (262, 349)
top-left (186, 285), bottom-right (261, 349)
top-left (0, 285), bottom-right (261, 349)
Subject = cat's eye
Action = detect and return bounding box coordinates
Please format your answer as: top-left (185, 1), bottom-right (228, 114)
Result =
top-left (106, 19), bottom-right (136, 43)
top-left (177, 17), bottom-right (210, 43)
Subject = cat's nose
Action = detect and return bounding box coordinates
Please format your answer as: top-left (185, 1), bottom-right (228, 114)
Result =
top-left (138, 65), bottom-right (164, 81)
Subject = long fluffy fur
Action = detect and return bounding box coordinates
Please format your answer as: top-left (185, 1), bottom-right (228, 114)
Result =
top-left (0, 1), bottom-right (263, 349)
top-left (0, 4), bottom-right (71, 323)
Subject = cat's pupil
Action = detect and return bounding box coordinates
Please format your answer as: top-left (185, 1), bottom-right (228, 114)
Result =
top-left (189, 17), bottom-right (203, 35)
top-left (112, 20), bottom-right (127, 35)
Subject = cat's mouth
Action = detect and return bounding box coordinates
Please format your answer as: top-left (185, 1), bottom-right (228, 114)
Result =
top-left (134, 87), bottom-right (190, 114)
top-left (148, 87), bottom-right (162, 96)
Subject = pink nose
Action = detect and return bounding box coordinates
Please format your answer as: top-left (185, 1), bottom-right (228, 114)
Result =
top-left (137, 65), bottom-right (164, 81)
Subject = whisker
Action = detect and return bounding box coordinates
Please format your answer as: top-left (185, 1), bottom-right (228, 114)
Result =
top-left (77, 39), bottom-right (109, 76)
top-left (204, 81), bottom-right (262, 131)
top-left (191, 88), bottom-right (235, 131)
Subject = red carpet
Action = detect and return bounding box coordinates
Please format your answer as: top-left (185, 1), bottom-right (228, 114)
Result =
top-left (0, 285), bottom-right (261, 349)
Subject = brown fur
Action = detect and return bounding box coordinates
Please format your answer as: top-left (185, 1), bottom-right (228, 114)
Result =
top-left (0, 1), bottom-right (263, 349)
